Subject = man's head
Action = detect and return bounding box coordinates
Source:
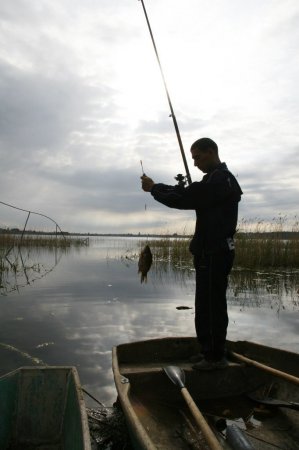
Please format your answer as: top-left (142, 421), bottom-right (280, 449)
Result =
top-left (190, 137), bottom-right (220, 173)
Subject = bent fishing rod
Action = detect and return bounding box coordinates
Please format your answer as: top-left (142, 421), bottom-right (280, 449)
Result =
top-left (138, 0), bottom-right (192, 185)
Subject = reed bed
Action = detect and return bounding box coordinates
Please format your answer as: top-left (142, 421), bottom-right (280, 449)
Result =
top-left (235, 217), bottom-right (299, 269)
top-left (0, 233), bottom-right (89, 249)
top-left (141, 237), bottom-right (191, 264)
top-left (234, 233), bottom-right (299, 268)
top-left (141, 217), bottom-right (299, 270)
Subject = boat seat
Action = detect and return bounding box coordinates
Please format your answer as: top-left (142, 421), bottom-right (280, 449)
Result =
top-left (119, 360), bottom-right (240, 375)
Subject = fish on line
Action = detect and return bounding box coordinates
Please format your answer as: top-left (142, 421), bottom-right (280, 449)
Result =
top-left (138, 245), bottom-right (152, 283)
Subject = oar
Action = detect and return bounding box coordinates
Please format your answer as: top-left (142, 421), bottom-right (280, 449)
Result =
top-left (163, 366), bottom-right (223, 450)
top-left (230, 351), bottom-right (299, 387)
top-left (247, 393), bottom-right (299, 411)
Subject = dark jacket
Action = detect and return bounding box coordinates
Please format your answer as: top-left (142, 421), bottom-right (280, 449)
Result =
top-left (151, 163), bottom-right (243, 255)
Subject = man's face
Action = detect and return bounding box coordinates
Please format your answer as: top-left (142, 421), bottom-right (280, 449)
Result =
top-left (191, 148), bottom-right (213, 173)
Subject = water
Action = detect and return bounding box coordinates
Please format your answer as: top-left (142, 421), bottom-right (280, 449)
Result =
top-left (0, 237), bottom-right (298, 406)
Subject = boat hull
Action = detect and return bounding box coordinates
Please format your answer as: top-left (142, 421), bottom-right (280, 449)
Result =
top-left (113, 337), bottom-right (299, 450)
top-left (0, 366), bottom-right (91, 450)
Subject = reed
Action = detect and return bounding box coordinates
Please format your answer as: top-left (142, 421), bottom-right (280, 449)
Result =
top-left (140, 237), bottom-right (191, 265)
top-left (140, 217), bottom-right (299, 270)
top-left (0, 233), bottom-right (89, 249)
top-left (235, 217), bottom-right (299, 269)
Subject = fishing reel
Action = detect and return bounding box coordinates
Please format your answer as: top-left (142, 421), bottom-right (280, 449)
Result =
top-left (174, 173), bottom-right (188, 187)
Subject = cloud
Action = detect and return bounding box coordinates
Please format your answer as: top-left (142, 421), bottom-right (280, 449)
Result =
top-left (1, 64), bottom-right (95, 151)
top-left (0, 0), bottom-right (298, 233)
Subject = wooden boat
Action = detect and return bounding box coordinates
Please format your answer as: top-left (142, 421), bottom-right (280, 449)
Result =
top-left (0, 366), bottom-right (91, 450)
top-left (112, 337), bottom-right (299, 449)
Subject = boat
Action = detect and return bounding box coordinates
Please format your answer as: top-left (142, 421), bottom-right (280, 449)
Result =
top-left (0, 366), bottom-right (91, 450)
top-left (112, 337), bottom-right (299, 449)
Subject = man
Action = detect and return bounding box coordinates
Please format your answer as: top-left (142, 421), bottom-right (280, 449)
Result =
top-left (141, 137), bottom-right (242, 370)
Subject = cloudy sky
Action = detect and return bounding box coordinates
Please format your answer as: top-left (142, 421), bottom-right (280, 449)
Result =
top-left (1, 0), bottom-right (299, 234)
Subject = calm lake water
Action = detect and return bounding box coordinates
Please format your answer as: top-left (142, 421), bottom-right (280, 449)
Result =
top-left (0, 237), bottom-right (298, 406)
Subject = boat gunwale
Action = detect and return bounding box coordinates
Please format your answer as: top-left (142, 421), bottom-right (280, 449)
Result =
top-left (112, 337), bottom-right (299, 450)
top-left (112, 346), bottom-right (156, 450)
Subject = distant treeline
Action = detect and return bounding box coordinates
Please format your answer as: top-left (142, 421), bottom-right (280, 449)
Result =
top-left (0, 228), bottom-right (70, 236)
top-left (237, 231), bottom-right (299, 240)
top-left (1, 228), bottom-right (299, 240)
top-left (0, 228), bottom-right (186, 238)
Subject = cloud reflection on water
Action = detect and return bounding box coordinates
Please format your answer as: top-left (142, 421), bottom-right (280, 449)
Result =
top-left (0, 237), bottom-right (298, 405)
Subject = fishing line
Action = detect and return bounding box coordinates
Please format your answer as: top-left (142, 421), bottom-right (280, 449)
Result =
top-left (140, 160), bottom-right (147, 210)
top-left (138, 0), bottom-right (192, 185)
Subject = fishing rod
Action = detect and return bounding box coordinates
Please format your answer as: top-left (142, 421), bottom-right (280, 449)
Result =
top-left (138, 0), bottom-right (192, 185)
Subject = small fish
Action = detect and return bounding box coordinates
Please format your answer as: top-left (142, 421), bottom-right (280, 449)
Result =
top-left (138, 244), bottom-right (153, 283)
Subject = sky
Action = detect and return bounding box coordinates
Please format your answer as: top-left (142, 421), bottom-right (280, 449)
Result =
top-left (0, 0), bottom-right (299, 234)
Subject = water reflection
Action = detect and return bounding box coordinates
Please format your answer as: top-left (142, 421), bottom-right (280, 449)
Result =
top-left (230, 269), bottom-right (299, 310)
top-left (0, 237), bottom-right (298, 406)
top-left (0, 245), bottom-right (64, 295)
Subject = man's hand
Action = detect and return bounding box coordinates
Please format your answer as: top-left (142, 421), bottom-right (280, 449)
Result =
top-left (141, 175), bottom-right (155, 192)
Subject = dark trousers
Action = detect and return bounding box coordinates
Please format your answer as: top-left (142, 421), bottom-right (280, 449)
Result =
top-left (193, 250), bottom-right (234, 361)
